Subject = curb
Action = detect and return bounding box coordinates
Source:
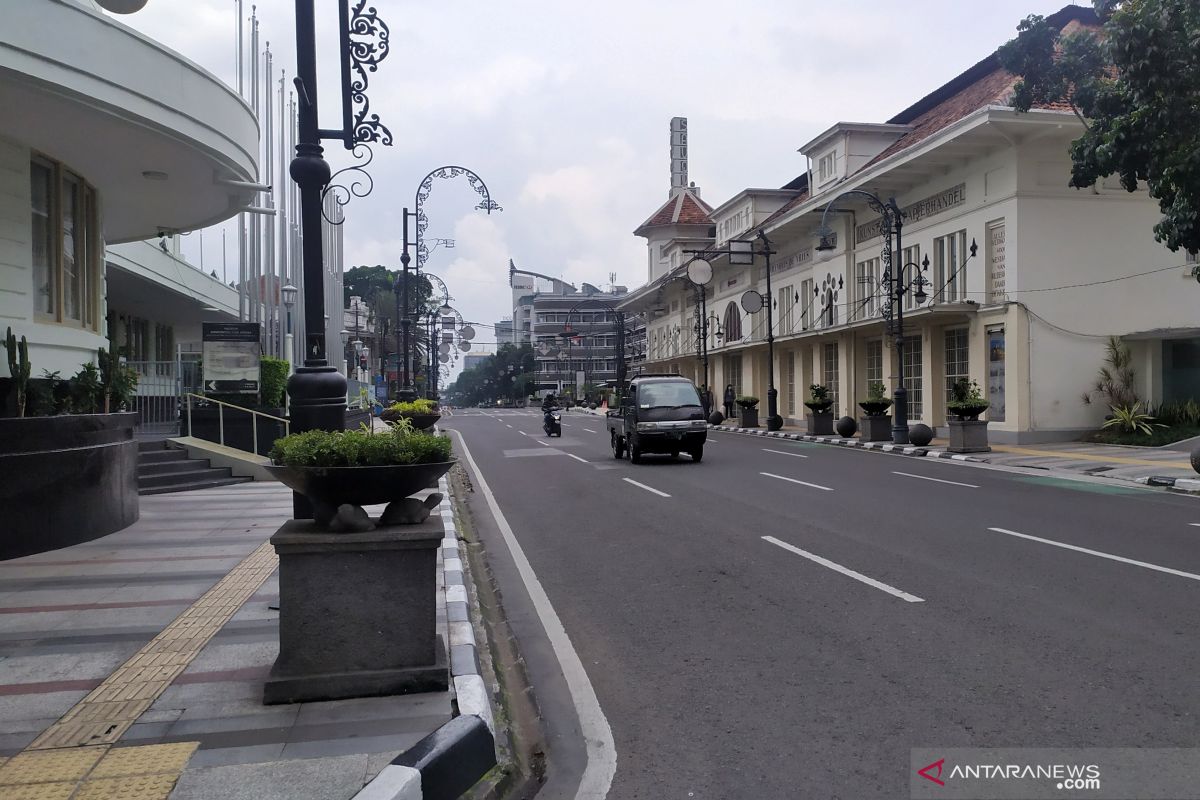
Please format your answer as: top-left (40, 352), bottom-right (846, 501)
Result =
top-left (706, 424), bottom-right (988, 463)
top-left (353, 476), bottom-right (497, 800)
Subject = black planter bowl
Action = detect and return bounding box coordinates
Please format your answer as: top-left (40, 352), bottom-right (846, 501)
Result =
top-left (858, 400), bottom-right (893, 417)
top-left (266, 461), bottom-right (456, 507)
top-left (948, 404), bottom-right (989, 421)
top-left (380, 411), bottom-right (441, 430)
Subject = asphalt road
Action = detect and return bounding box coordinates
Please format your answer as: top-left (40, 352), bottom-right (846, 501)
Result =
top-left (443, 409), bottom-right (1200, 800)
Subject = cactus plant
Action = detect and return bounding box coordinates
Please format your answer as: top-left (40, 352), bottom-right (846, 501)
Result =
top-left (4, 327), bottom-right (31, 417)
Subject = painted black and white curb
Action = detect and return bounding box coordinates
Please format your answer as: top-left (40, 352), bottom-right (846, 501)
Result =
top-left (706, 423), bottom-right (988, 462)
top-left (353, 476), bottom-right (496, 800)
top-left (1137, 476), bottom-right (1200, 493)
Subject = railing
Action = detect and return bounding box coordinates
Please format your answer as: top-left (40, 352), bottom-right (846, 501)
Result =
top-left (183, 393), bottom-right (290, 456)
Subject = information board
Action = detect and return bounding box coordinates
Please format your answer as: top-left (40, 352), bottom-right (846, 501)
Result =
top-left (202, 322), bottom-right (261, 394)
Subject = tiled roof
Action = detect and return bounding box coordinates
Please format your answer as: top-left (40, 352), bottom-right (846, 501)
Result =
top-left (636, 188), bottom-right (714, 232)
top-left (864, 4), bottom-right (1099, 170)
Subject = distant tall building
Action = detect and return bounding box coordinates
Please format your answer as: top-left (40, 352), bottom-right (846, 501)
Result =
top-left (507, 261), bottom-right (644, 395)
top-left (493, 318), bottom-right (514, 345)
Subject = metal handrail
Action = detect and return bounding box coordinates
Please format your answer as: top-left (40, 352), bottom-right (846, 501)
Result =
top-left (183, 393), bottom-right (290, 456)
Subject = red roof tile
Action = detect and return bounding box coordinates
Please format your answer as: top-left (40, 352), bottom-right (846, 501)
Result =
top-left (637, 189), bottom-right (714, 232)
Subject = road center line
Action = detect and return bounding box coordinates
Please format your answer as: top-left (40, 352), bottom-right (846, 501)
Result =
top-left (506, 424), bottom-right (513, 428)
top-left (760, 472), bottom-right (833, 491)
top-left (987, 527), bottom-right (1200, 583)
top-left (583, 428), bottom-right (596, 433)
top-left (568, 454), bottom-right (589, 464)
top-left (762, 536), bottom-right (925, 603)
top-left (893, 471), bottom-right (978, 488)
top-left (763, 448), bottom-right (808, 459)
top-left (536, 440), bottom-right (550, 446)
top-left (519, 431), bottom-right (529, 437)
top-left (623, 478), bottom-right (671, 498)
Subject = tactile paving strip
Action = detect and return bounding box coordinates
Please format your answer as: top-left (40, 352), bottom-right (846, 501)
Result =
top-left (28, 541), bottom-right (277, 750)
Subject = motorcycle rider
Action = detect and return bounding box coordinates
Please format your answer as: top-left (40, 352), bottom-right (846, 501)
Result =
top-left (542, 392), bottom-right (557, 424)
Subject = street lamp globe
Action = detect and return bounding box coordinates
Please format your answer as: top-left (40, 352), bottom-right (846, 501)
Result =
top-left (281, 284), bottom-right (298, 310)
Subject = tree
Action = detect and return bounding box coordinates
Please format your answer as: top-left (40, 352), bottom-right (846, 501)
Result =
top-left (998, 1), bottom-right (1200, 253)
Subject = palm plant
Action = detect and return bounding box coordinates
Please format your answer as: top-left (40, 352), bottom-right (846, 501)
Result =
top-left (1102, 402), bottom-right (1164, 436)
top-left (1082, 336), bottom-right (1138, 409)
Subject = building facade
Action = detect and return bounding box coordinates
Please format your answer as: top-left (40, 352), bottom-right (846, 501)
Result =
top-left (621, 6), bottom-right (1197, 443)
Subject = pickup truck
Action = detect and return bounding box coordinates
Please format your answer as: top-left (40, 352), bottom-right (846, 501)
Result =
top-left (606, 374), bottom-right (708, 463)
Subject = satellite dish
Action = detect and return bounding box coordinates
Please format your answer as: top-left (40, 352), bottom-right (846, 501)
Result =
top-left (740, 290), bottom-right (763, 314)
top-left (438, 342), bottom-right (451, 355)
top-left (458, 341), bottom-right (471, 352)
top-left (95, 0), bottom-right (150, 12)
top-left (438, 353), bottom-right (451, 363)
top-left (460, 325), bottom-right (475, 341)
top-left (687, 259), bottom-right (713, 286)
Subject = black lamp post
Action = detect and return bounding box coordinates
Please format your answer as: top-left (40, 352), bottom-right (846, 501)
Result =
top-left (396, 167), bottom-right (499, 399)
top-left (288, 0), bottom-right (391, 516)
top-left (684, 234), bottom-right (780, 429)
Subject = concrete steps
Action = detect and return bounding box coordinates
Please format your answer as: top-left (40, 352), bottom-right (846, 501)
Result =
top-left (136, 439), bottom-right (252, 495)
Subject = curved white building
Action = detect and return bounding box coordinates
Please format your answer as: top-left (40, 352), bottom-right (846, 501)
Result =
top-left (0, 0), bottom-right (259, 375)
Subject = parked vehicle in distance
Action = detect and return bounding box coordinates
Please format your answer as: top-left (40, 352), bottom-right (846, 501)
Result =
top-left (607, 374), bottom-right (707, 463)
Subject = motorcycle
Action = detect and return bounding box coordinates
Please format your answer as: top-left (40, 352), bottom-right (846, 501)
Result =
top-left (543, 407), bottom-right (562, 437)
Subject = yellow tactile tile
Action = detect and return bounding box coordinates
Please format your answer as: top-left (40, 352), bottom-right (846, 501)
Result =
top-left (73, 774), bottom-right (179, 800)
top-left (90, 743), bottom-right (198, 779)
top-left (1, 782), bottom-right (78, 800)
top-left (0, 746), bottom-right (108, 785)
top-left (27, 542), bottom-right (278, 751)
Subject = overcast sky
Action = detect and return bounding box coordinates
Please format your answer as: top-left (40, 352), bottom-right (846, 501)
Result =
top-left (104, 0), bottom-right (1072, 378)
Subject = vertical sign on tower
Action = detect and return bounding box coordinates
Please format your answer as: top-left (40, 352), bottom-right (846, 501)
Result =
top-left (670, 117), bottom-right (688, 191)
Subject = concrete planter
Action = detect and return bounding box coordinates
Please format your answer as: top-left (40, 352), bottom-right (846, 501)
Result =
top-left (860, 415), bottom-right (893, 442)
top-left (0, 412), bottom-right (138, 559)
top-left (738, 407), bottom-right (759, 428)
top-left (264, 517), bottom-right (448, 704)
top-left (948, 418), bottom-right (991, 453)
top-left (806, 411), bottom-right (834, 435)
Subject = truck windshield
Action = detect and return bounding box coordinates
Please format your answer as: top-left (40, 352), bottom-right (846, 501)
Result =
top-left (637, 382), bottom-right (701, 408)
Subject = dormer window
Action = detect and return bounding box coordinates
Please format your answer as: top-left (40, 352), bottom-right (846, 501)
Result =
top-left (817, 151), bottom-right (836, 184)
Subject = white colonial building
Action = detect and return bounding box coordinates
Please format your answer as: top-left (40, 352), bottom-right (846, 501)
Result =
top-left (621, 5), bottom-right (1197, 443)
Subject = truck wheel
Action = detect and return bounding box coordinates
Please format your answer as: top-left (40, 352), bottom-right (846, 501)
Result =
top-left (612, 432), bottom-right (625, 459)
top-left (630, 442), bottom-right (643, 464)
top-left (689, 446), bottom-right (704, 462)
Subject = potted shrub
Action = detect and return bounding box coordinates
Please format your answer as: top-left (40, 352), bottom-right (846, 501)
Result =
top-left (947, 378), bottom-right (991, 453)
top-left (268, 420), bottom-right (455, 529)
top-left (380, 397), bottom-right (441, 431)
top-left (736, 395), bottom-right (760, 428)
top-left (858, 382), bottom-right (893, 442)
top-left (804, 384), bottom-right (835, 435)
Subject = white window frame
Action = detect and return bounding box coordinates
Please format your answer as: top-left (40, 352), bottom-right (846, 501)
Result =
top-left (934, 229), bottom-right (968, 303)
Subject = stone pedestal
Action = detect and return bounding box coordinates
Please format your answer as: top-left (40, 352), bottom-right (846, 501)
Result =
top-left (948, 418), bottom-right (991, 453)
top-left (860, 415), bottom-right (893, 442)
top-left (806, 411), bottom-right (834, 435)
top-left (263, 517), bottom-right (448, 704)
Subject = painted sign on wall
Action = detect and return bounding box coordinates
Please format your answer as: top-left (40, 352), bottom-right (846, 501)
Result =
top-left (855, 183), bottom-right (966, 242)
top-left (988, 222), bottom-right (1007, 303)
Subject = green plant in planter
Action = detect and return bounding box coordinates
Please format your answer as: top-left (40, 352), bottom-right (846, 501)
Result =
top-left (270, 422), bottom-right (452, 467)
top-left (98, 348), bottom-right (139, 413)
top-left (4, 327), bottom-right (31, 417)
top-left (858, 383), bottom-right (893, 417)
top-left (387, 398), bottom-right (437, 414)
top-left (735, 395), bottom-right (759, 409)
top-left (260, 356), bottom-right (290, 408)
top-left (68, 362), bottom-right (103, 414)
top-left (947, 379), bottom-right (990, 420)
top-left (1102, 403), bottom-right (1164, 436)
top-left (805, 383), bottom-right (833, 413)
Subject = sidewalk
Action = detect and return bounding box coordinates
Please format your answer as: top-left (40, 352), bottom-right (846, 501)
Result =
top-left (0, 481), bottom-right (456, 800)
top-left (571, 407), bottom-right (1200, 487)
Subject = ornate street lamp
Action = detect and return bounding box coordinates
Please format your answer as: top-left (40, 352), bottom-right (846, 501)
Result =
top-left (815, 190), bottom-right (976, 444)
top-left (287, 0), bottom-right (391, 506)
top-left (684, 234), bottom-right (780, 429)
top-left (396, 168), bottom-right (500, 399)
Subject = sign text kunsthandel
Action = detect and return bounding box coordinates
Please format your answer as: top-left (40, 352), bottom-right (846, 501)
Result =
top-left (855, 183), bottom-right (966, 243)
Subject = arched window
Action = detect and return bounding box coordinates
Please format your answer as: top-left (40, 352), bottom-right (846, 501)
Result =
top-left (723, 302), bottom-right (742, 342)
